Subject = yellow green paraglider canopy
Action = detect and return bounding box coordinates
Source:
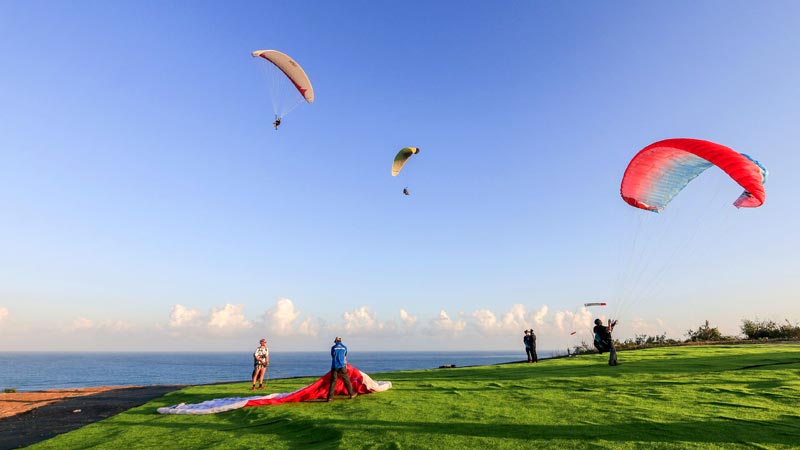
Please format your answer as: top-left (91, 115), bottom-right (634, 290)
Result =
top-left (391, 147), bottom-right (419, 176)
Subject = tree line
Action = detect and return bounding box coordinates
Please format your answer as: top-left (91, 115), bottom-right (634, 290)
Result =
top-left (573, 318), bottom-right (800, 354)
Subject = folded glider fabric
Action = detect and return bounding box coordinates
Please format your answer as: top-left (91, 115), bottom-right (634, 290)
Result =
top-left (157, 366), bottom-right (392, 415)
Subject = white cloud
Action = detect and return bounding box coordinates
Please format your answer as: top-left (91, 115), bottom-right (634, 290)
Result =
top-left (64, 317), bottom-right (134, 333)
top-left (67, 317), bottom-right (95, 331)
top-left (293, 315), bottom-right (317, 336)
top-left (399, 309), bottom-right (417, 328)
top-left (169, 304), bottom-right (201, 328)
top-left (0, 296), bottom-right (694, 351)
top-left (97, 320), bottom-right (135, 332)
top-left (472, 308), bottom-right (499, 331)
top-left (426, 310), bottom-right (466, 335)
top-left (208, 304), bottom-right (252, 332)
top-left (473, 303), bottom-right (530, 334)
top-left (342, 306), bottom-right (376, 330)
top-left (626, 317), bottom-right (672, 338)
top-left (502, 304), bottom-right (528, 327)
top-left (324, 307), bottom-right (419, 338)
top-left (551, 306), bottom-right (595, 334)
top-left (263, 298), bottom-right (317, 336)
top-left (532, 305), bottom-right (548, 325)
top-left (336, 306), bottom-right (397, 335)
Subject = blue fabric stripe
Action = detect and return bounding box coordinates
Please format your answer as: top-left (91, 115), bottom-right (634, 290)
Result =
top-left (644, 153), bottom-right (712, 212)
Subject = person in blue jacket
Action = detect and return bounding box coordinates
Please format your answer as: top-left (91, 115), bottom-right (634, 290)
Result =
top-left (523, 330), bottom-right (537, 363)
top-left (326, 336), bottom-right (357, 401)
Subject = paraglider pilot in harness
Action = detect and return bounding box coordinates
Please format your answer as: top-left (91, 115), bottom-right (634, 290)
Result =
top-left (273, 116), bottom-right (281, 130)
top-left (593, 318), bottom-right (618, 366)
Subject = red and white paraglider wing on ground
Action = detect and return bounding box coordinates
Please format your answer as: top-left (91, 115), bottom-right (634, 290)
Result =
top-left (157, 366), bottom-right (391, 415)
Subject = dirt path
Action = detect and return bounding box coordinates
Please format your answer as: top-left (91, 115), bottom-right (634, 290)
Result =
top-left (0, 385), bottom-right (183, 449)
top-left (0, 387), bottom-right (136, 420)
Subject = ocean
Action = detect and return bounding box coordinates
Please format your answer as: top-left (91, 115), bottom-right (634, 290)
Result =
top-left (0, 350), bottom-right (555, 392)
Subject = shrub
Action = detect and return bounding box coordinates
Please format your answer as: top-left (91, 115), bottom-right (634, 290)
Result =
top-left (741, 318), bottom-right (800, 340)
top-left (778, 320), bottom-right (800, 339)
top-left (617, 334), bottom-right (680, 349)
top-left (686, 320), bottom-right (724, 342)
top-left (572, 341), bottom-right (595, 355)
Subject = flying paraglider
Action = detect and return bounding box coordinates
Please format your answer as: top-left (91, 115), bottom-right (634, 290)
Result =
top-left (392, 147), bottom-right (420, 196)
top-left (252, 50), bottom-right (315, 130)
top-left (392, 147), bottom-right (420, 176)
top-left (611, 139), bottom-right (768, 340)
top-left (620, 138), bottom-right (767, 213)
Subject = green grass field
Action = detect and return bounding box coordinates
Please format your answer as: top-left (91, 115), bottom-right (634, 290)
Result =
top-left (29, 344), bottom-right (800, 449)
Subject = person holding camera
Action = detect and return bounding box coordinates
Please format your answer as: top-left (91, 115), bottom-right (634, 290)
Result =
top-left (528, 329), bottom-right (538, 363)
top-left (523, 330), bottom-right (533, 363)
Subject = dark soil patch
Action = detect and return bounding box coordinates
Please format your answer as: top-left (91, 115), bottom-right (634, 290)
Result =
top-left (0, 385), bottom-right (182, 449)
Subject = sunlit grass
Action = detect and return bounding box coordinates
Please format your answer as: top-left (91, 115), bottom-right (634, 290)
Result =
top-left (29, 344), bottom-right (800, 449)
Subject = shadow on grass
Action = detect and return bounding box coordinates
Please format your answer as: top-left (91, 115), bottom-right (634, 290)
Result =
top-left (103, 413), bottom-right (800, 448)
top-left (95, 410), bottom-right (344, 449)
top-left (336, 416), bottom-right (800, 445)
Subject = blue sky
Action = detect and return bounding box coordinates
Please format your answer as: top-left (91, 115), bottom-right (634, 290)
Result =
top-left (1, 1), bottom-right (798, 352)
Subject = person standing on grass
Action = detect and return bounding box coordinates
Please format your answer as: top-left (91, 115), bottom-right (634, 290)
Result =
top-left (523, 330), bottom-right (534, 363)
top-left (251, 338), bottom-right (269, 390)
top-left (593, 319), bottom-right (618, 366)
top-left (528, 329), bottom-right (539, 363)
top-left (326, 336), bottom-right (357, 401)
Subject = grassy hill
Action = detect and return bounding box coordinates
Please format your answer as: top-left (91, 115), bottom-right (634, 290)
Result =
top-left (29, 344), bottom-right (800, 449)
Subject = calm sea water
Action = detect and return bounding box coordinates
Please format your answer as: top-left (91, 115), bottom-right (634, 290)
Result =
top-left (0, 350), bottom-right (555, 392)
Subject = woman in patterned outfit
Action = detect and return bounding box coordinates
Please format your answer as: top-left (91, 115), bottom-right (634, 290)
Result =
top-left (251, 338), bottom-right (270, 390)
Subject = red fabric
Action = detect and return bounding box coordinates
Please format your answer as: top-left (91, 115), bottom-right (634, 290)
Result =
top-left (621, 138), bottom-right (766, 211)
top-left (244, 366), bottom-right (370, 407)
